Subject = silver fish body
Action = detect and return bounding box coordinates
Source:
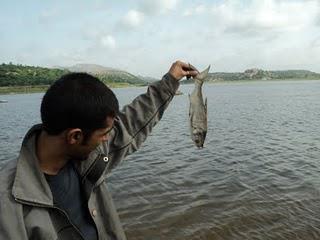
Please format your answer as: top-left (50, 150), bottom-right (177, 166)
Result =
top-left (189, 66), bottom-right (210, 148)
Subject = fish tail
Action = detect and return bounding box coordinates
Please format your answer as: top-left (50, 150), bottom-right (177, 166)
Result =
top-left (195, 65), bottom-right (210, 85)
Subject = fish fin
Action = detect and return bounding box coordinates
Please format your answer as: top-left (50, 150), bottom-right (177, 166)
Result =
top-left (196, 65), bottom-right (211, 81)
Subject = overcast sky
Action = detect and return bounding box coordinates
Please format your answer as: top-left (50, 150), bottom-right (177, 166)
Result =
top-left (1, 0), bottom-right (320, 77)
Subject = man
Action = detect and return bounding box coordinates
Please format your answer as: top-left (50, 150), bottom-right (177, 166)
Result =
top-left (0, 61), bottom-right (198, 239)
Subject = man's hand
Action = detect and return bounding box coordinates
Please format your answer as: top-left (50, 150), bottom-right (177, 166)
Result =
top-left (168, 60), bottom-right (199, 81)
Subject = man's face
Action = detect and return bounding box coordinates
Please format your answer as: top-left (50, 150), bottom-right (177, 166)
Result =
top-left (69, 116), bottom-right (115, 160)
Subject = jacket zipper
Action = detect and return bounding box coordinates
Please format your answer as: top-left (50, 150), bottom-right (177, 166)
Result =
top-left (14, 198), bottom-right (86, 240)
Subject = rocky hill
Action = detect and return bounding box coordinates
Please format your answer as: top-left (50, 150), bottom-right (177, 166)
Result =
top-left (206, 69), bottom-right (320, 81)
top-left (183, 68), bottom-right (320, 83)
top-left (65, 64), bottom-right (147, 85)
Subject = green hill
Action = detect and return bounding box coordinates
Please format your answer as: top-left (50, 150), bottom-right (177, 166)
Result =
top-left (2, 63), bottom-right (319, 90)
top-left (0, 63), bottom-right (148, 88)
top-left (0, 63), bottom-right (68, 87)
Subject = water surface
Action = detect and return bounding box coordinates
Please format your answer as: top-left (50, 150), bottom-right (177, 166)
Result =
top-left (1, 80), bottom-right (320, 239)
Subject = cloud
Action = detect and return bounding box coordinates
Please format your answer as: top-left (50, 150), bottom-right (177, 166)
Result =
top-left (6, 0), bottom-right (320, 77)
top-left (209, 0), bottom-right (320, 36)
top-left (38, 8), bottom-right (59, 24)
top-left (122, 9), bottom-right (144, 27)
top-left (139, 0), bottom-right (180, 15)
top-left (115, 9), bottom-right (145, 31)
top-left (100, 35), bottom-right (116, 49)
top-left (114, 0), bottom-right (181, 33)
top-left (310, 35), bottom-right (320, 49)
top-left (183, 4), bottom-right (206, 16)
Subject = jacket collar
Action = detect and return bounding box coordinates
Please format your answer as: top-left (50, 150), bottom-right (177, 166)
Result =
top-left (11, 124), bottom-right (103, 206)
top-left (12, 124), bottom-right (53, 206)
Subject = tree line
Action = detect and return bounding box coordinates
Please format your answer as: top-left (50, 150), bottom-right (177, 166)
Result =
top-left (0, 63), bottom-right (69, 87)
top-left (0, 63), bottom-right (147, 87)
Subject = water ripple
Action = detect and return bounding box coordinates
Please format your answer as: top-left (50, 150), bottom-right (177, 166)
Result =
top-left (1, 81), bottom-right (320, 239)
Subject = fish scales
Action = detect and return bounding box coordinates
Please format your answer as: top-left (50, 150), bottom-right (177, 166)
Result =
top-left (189, 66), bottom-right (210, 148)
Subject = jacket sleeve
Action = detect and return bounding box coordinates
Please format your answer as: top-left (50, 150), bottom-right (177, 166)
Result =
top-left (104, 73), bottom-right (179, 170)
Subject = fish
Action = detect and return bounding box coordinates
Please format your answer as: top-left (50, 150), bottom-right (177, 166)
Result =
top-left (189, 65), bottom-right (210, 148)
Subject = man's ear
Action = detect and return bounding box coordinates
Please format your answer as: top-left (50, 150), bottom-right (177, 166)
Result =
top-left (66, 128), bottom-right (83, 144)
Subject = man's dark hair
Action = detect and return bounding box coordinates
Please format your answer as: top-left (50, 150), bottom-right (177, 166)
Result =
top-left (41, 72), bottom-right (119, 140)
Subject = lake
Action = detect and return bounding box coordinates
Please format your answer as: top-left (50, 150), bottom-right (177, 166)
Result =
top-left (1, 80), bottom-right (320, 240)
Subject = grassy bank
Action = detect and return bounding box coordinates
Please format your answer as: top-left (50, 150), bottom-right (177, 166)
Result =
top-left (0, 85), bottom-right (49, 94)
top-left (0, 83), bottom-right (144, 95)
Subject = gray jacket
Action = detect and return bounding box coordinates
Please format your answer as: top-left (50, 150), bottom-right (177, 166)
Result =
top-left (0, 74), bottom-right (179, 240)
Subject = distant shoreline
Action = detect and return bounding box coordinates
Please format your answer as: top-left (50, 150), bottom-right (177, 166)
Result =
top-left (0, 82), bottom-right (142, 95)
top-left (1, 78), bottom-right (319, 95)
top-left (206, 78), bottom-right (320, 84)
top-left (181, 78), bottom-right (320, 85)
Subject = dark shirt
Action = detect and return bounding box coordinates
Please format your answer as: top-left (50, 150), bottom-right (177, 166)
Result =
top-left (45, 161), bottom-right (98, 240)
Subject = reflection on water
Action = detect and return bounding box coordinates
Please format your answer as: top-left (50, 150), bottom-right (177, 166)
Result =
top-left (1, 80), bottom-right (320, 239)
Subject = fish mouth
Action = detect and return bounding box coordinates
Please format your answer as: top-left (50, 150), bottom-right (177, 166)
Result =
top-left (196, 143), bottom-right (204, 148)
top-left (194, 138), bottom-right (204, 148)
top-left (192, 130), bottom-right (206, 148)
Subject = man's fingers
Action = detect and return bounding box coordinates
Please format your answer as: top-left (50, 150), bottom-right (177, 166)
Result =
top-left (183, 70), bottom-right (191, 79)
top-left (176, 61), bottom-right (198, 71)
top-left (189, 70), bottom-right (198, 76)
top-left (184, 70), bottom-right (198, 76)
top-left (187, 63), bottom-right (199, 73)
top-left (184, 70), bottom-right (198, 79)
top-left (180, 62), bottom-right (196, 71)
top-left (169, 60), bottom-right (199, 80)
top-left (178, 61), bottom-right (190, 69)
